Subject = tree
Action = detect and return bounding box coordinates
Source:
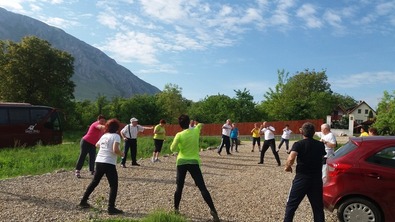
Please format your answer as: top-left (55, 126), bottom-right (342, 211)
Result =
top-left (0, 36), bottom-right (75, 110)
top-left (261, 69), bottom-right (336, 120)
top-left (156, 83), bottom-right (188, 123)
top-left (233, 88), bottom-right (260, 122)
top-left (373, 90), bottom-right (395, 135)
top-left (188, 94), bottom-right (234, 123)
top-left (331, 93), bottom-right (358, 110)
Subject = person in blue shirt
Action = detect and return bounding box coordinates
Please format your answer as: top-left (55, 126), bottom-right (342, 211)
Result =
top-left (230, 123), bottom-right (239, 152)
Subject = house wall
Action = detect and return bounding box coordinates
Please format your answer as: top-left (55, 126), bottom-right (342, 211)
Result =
top-left (350, 103), bottom-right (375, 124)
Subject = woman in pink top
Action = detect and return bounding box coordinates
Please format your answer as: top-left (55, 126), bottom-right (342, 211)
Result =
top-left (75, 115), bottom-right (106, 178)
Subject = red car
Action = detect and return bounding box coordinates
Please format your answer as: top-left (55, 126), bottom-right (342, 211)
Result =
top-left (323, 136), bottom-right (395, 222)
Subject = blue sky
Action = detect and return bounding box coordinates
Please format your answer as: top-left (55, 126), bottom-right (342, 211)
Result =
top-left (1, 0), bottom-right (394, 109)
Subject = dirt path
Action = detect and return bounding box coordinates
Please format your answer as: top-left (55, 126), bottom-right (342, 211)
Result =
top-left (0, 141), bottom-right (339, 222)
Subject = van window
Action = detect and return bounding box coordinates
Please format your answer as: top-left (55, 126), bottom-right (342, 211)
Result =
top-left (9, 108), bottom-right (30, 124)
top-left (0, 109), bottom-right (7, 124)
top-left (31, 109), bottom-right (50, 123)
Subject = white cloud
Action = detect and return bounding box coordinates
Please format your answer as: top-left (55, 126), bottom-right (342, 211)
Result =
top-left (0, 0), bottom-right (24, 11)
top-left (324, 10), bottom-right (342, 28)
top-left (296, 3), bottom-right (322, 29)
top-left (139, 0), bottom-right (188, 22)
top-left (331, 71), bottom-right (395, 88)
top-left (270, 0), bottom-right (295, 26)
top-left (98, 31), bottom-right (161, 65)
top-left (97, 13), bottom-right (118, 29)
top-left (138, 63), bottom-right (178, 74)
top-left (43, 16), bottom-right (78, 29)
top-left (376, 1), bottom-right (395, 16)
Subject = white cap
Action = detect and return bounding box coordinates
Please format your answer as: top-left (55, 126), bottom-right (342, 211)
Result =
top-left (130, 117), bottom-right (138, 122)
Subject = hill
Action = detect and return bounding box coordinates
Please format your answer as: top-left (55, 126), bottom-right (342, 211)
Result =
top-left (0, 7), bottom-right (160, 100)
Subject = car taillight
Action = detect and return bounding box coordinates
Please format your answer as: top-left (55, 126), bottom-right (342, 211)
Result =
top-left (327, 162), bottom-right (352, 177)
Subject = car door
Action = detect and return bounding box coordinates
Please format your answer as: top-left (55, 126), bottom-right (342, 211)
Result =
top-left (361, 146), bottom-right (395, 220)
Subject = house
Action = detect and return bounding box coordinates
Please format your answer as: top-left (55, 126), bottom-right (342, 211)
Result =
top-left (330, 105), bottom-right (347, 121)
top-left (329, 100), bottom-right (376, 136)
top-left (346, 100), bottom-right (376, 125)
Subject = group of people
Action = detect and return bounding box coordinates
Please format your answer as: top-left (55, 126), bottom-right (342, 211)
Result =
top-left (74, 114), bottom-right (220, 221)
top-left (216, 119), bottom-right (239, 155)
top-left (73, 115), bottom-right (355, 221)
top-left (216, 120), bottom-right (292, 167)
top-left (74, 116), bottom-right (161, 215)
top-left (215, 120), bottom-right (339, 221)
top-left (359, 126), bottom-right (378, 136)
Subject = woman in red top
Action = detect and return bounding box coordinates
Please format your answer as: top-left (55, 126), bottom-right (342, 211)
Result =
top-left (75, 115), bottom-right (106, 178)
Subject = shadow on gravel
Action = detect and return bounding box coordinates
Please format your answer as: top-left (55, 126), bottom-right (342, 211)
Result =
top-left (0, 190), bottom-right (76, 211)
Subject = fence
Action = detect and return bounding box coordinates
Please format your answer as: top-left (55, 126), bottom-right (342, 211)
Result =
top-left (135, 119), bottom-right (324, 138)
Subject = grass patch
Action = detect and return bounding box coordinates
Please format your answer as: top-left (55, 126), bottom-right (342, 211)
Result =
top-left (85, 210), bottom-right (186, 222)
top-left (0, 131), bottom-right (221, 179)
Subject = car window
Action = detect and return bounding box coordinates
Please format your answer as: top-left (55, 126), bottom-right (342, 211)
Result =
top-left (366, 147), bottom-right (395, 169)
top-left (332, 141), bottom-right (358, 159)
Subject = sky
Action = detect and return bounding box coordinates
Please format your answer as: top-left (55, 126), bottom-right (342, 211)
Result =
top-left (1, 0), bottom-right (395, 109)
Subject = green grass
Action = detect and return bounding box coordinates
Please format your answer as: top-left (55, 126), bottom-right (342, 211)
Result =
top-left (85, 210), bottom-right (186, 222)
top-left (0, 131), bottom-right (221, 179)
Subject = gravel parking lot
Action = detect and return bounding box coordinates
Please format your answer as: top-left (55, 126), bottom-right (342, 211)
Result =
top-left (0, 141), bottom-right (340, 222)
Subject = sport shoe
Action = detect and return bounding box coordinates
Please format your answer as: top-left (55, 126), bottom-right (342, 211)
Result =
top-left (79, 201), bottom-right (91, 209)
top-left (151, 157), bottom-right (155, 163)
top-left (210, 210), bottom-right (220, 222)
top-left (120, 164), bottom-right (126, 168)
top-left (108, 207), bottom-right (124, 215)
top-left (75, 170), bottom-right (81, 178)
top-left (131, 163), bottom-right (140, 166)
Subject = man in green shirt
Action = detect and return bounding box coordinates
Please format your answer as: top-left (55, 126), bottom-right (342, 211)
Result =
top-left (170, 114), bottom-right (220, 222)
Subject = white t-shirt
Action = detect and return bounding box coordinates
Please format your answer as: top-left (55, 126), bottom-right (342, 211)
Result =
top-left (96, 133), bottom-right (121, 165)
top-left (121, 124), bottom-right (144, 139)
top-left (261, 126), bottom-right (275, 140)
top-left (316, 132), bottom-right (337, 158)
top-left (222, 124), bottom-right (232, 137)
top-left (281, 129), bottom-right (292, 139)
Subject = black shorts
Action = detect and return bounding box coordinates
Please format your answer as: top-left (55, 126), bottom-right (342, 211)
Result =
top-left (154, 139), bottom-right (164, 152)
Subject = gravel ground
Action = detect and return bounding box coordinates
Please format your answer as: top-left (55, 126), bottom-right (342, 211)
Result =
top-left (0, 141), bottom-right (340, 222)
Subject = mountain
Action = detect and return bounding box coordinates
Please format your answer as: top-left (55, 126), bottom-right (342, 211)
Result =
top-left (0, 7), bottom-right (160, 100)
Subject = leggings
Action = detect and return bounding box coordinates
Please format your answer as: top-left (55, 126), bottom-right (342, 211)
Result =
top-left (81, 162), bottom-right (119, 208)
top-left (174, 164), bottom-right (216, 212)
top-left (76, 139), bottom-right (96, 172)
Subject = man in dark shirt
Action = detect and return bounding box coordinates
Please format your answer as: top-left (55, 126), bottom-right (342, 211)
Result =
top-left (283, 122), bottom-right (326, 222)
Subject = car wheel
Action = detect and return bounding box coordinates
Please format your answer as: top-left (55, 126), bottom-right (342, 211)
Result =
top-left (337, 197), bottom-right (382, 222)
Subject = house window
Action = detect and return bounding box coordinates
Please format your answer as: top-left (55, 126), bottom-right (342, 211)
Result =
top-left (365, 109), bottom-right (369, 114)
top-left (358, 109), bottom-right (361, 114)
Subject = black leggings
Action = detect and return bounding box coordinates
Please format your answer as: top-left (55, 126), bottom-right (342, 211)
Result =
top-left (174, 164), bottom-right (216, 212)
top-left (81, 162), bottom-right (119, 208)
top-left (76, 139), bottom-right (96, 172)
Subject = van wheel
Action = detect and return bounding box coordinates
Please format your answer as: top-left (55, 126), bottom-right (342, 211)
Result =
top-left (337, 197), bottom-right (382, 222)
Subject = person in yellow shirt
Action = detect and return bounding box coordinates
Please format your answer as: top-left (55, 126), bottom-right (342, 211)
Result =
top-left (152, 119), bottom-right (166, 162)
top-left (359, 126), bottom-right (369, 137)
top-left (250, 123), bottom-right (261, 152)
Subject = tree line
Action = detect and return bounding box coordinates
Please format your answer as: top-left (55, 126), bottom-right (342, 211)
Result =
top-left (1, 36), bottom-right (394, 134)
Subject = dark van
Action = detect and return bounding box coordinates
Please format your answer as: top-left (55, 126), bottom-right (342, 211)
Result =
top-left (0, 103), bottom-right (63, 148)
